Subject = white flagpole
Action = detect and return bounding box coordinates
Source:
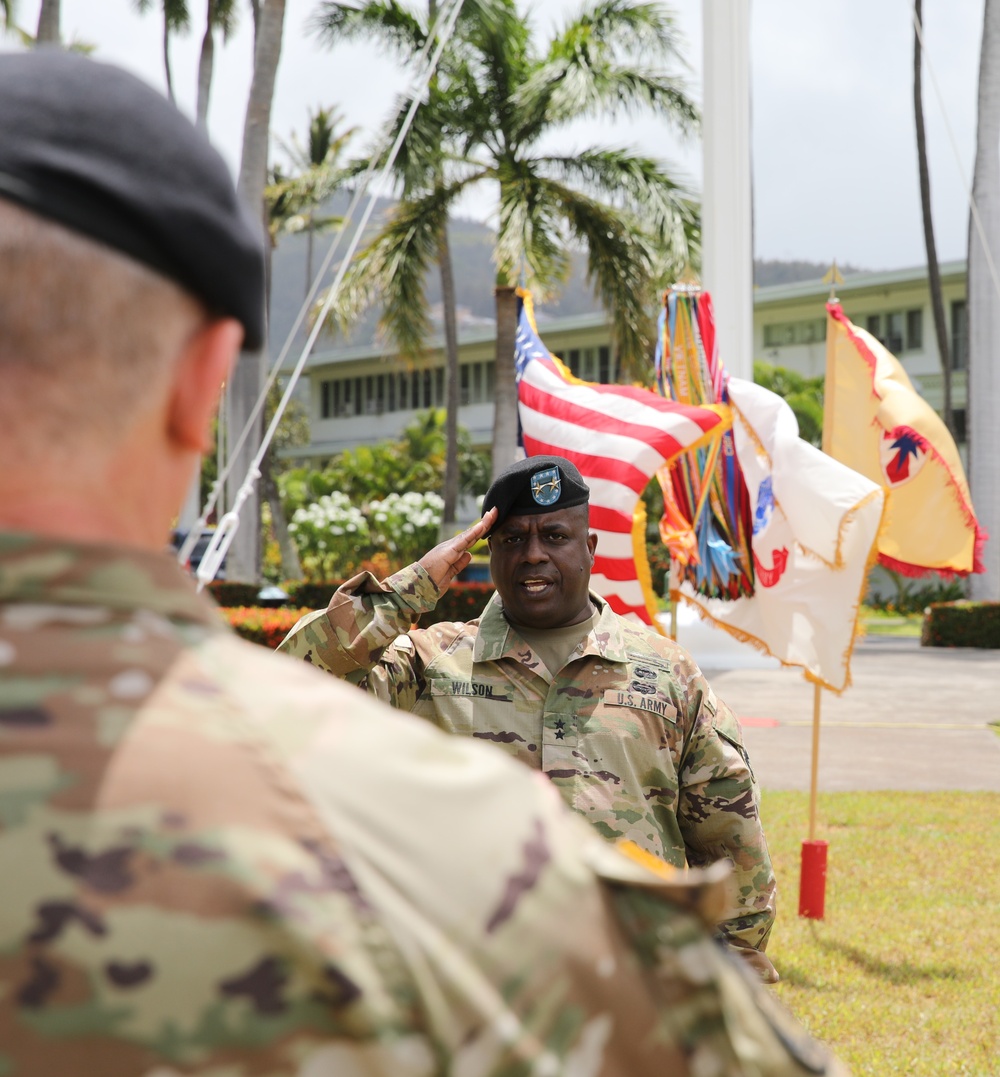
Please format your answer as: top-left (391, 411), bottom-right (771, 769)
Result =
top-left (702, 0), bottom-right (754, 383)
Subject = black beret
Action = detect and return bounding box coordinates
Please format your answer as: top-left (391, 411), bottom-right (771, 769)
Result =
top-left (483, 456), bottom-right (590, 533)
top-left (0, 50), bottom-right (265, 349)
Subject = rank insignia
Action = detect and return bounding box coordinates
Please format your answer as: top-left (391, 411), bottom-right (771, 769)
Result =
top-left (530, 466), bottom-right (561, 505)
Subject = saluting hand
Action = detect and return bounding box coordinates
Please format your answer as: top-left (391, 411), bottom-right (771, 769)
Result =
top-left (418, 507), bottom-right (498, 592)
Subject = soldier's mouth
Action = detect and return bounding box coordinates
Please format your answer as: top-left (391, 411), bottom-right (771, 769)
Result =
top-left (520, 578), bottom-right (554, 595)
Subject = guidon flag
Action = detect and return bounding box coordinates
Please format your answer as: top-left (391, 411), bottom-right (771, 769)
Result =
top-left (824, 302), bottom-right (986, 577)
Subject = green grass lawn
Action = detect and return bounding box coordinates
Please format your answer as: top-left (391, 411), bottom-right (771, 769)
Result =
top-left (761, 791), bottom-right (1000, 1075)
top-left (859, 607), bottom-right (925, 638)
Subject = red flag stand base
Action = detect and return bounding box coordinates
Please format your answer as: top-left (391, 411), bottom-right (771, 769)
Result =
top-left (798, 840), bottom-right (828, 919)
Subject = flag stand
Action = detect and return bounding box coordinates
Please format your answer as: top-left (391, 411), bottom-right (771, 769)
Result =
top-left (799, 682), bottom-right (828, 918)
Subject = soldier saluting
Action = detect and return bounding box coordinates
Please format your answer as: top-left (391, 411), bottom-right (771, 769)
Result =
top-left (281, 455), bottom-right (779, 982)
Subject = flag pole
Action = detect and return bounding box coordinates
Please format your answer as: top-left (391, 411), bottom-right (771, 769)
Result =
top-left (800, 270), bottom-right (841, 922)
top-left (799, 681), bottom-right (828, 918)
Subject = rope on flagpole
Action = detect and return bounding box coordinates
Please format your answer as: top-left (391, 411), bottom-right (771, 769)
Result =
top-left (187, 0), bottom-right (469, 586)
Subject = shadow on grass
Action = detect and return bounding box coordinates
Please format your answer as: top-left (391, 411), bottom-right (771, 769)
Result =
top-left (808, 924), bottom-right (966, 986)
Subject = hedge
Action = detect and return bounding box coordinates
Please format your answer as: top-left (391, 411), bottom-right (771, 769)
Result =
top-left (921, 601), bottom-right (1000, 649)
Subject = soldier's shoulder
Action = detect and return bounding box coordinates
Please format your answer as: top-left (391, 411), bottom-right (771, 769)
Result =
top-left (409, 617), bottom-right (480, 658)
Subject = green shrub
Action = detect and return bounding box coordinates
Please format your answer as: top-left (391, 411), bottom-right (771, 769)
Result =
top-left (921, 600), bottom-right (1000, 649)
top-left (207, 581), bottom-right (263, 607)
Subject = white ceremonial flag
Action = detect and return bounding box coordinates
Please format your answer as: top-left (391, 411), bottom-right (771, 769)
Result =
top-left (675, 377), bottom-right (886, 692)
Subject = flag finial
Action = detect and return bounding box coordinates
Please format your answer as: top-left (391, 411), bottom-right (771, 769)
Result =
top-left (822, 260), bottom-right (844, 302)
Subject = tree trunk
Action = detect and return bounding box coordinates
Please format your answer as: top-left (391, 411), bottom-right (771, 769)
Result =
top-left (162, 17), bottom-right (175, 103)
top-left (969, 0), bottom-right (1000, 601)
top-left (260, 445), bottom-right (303, 579)
top-left (914, 0), bottom-right (954, 436)
top-left (227, 0), bottom-right (287, 583)
top-left (438, 227), bottom-right (461, 529)
top-left (196, 8), bottom-right (215, 130)
top-left (491, 284), bottom-right (519, 478)
top-left (305, 211), bottom-right (315, 301)
top-left (35, 0), bottom-right (60, 44)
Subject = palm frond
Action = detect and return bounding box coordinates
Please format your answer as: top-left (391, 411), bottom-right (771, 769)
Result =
top-left (309, 0), bottom-right (425, 58)
top-left (538, 148), bottom-right (698, 263)
top-left (344, 184), bottom-right (468, 356)
top-left (520, 60), bottom-right (697, 135)
top-left (494, 160), bottom-right (570, 292)
top-left (550, 0), bottom-right (690, 62)
top-left (555, 188), bottom-right (659, 375)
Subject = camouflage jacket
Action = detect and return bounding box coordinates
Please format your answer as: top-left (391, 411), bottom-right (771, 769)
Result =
top-left (0, 533), bottom-right (841, 1076)
top-left (279, 563), bottom-right (777, 954)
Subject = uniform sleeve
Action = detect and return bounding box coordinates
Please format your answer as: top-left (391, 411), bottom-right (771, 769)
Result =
top-left (276, 564), bottom-right (441, 708)
top-left (674, 669), bottom-right (778, 956)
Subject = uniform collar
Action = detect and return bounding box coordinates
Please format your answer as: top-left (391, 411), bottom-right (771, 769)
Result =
top-left (473, 589), bottom-right (629, 664)
top-left (0, 531), bottom-right (223, 629)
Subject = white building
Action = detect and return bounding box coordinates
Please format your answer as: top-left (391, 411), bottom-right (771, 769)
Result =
top-left (286, 261), bottom-right (969, 464)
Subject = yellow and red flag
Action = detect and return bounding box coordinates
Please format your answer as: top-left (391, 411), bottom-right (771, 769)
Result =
top-left (824, 302), bottom-right (986, 577)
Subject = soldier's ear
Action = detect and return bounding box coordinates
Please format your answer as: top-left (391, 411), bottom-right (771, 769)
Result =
top-left (166, 317), bottom-right (242, 453)
top-left (587, 531), bottom-right (597, 561)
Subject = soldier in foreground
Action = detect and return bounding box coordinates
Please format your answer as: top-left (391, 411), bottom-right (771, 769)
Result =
top-left (280, 456), bottom-right (779, 982)
top-left (0, 49), bottom-right (846, 1076)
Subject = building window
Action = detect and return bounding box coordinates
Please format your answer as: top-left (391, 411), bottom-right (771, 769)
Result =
top-left (951, 299), bottom-right (968, 370)
top-left (885, 312), bottom-right (904, 354)
top-left (567, 348), bottom-right (580, 378)
top-left (598, 345), bottom-right (611, 383)
top-left (486, 363), bottom-right (495, 401)
top-left (460, 364), bottom-right (470, 405)
top-left (906, 309), bottom-right (923, 351)
top-left (866, 314), bottom-right (881, 340)
top-left (472, 362), bottom-right (483, 402)
top-left (953, 406), bottom-right (967, 444)
top-left (320, 380), bottom-right (332, 419)
top-left (762, 319), bottom-right (827, 348)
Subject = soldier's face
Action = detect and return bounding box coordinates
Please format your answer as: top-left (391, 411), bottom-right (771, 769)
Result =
top-left (488, 505), bottom-right (597, 629)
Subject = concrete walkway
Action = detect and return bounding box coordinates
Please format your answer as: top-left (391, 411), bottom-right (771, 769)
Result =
top-left (701, 636), bottom-right (1000, 792)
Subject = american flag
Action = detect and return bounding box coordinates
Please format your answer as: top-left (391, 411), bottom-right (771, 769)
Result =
top-left (514, 292), bottom-right (730, 626)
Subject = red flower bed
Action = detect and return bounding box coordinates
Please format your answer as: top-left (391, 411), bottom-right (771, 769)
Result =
top-left (224, 607), bottom-right (312, 649)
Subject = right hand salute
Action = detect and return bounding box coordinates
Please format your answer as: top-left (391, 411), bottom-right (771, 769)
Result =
top-left (418, 507), bottom-right (498, 591)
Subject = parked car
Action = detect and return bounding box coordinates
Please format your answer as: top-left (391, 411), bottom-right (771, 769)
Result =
top-left (170, 527), bottom-right (226, 580)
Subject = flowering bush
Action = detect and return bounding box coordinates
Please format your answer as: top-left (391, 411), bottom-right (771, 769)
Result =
top-left (368, 491), bottom-right (444, 566)
top-left (224, 607), bottom-right (312, 649)
top-left (289, 492), bottom-right (371, 581)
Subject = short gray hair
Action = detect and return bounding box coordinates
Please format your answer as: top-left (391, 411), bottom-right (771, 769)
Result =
top-left (0, 199), bottom-right (208, 456)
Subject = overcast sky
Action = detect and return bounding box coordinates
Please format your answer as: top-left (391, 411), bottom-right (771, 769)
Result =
top-left (4, 0), bottom-right (987, 272)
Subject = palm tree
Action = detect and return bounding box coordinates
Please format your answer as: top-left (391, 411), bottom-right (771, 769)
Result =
top-left (913, 0), bottom-right (954, 437)
top-left (311, 0), bottom-right (511, 529)
top-left (273, 105), bottom-right (358, 296)
top-left (1, 1), bottom-right (16, 33)
top-left (225, 0), bottom-right (287, 583)
top-left (317, 0), bottom-right (698, 482)
top-left (132, 0), bottom-right (190, 102)
top-left (195, 0), bottom-right (239, 129)
top-left (969, 0), bottom-right (1000, 601)
top-left (34, 0), bottom-right (59, 43)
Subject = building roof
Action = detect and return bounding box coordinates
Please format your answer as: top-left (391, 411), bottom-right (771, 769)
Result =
top-left (753, 259), bottom-right (966, 306)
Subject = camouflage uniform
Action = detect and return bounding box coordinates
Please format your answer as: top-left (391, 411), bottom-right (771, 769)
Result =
top-left (279, 563), bottom-right (777, 956)
top-left (0, 532), bottom-right (842, 1075)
